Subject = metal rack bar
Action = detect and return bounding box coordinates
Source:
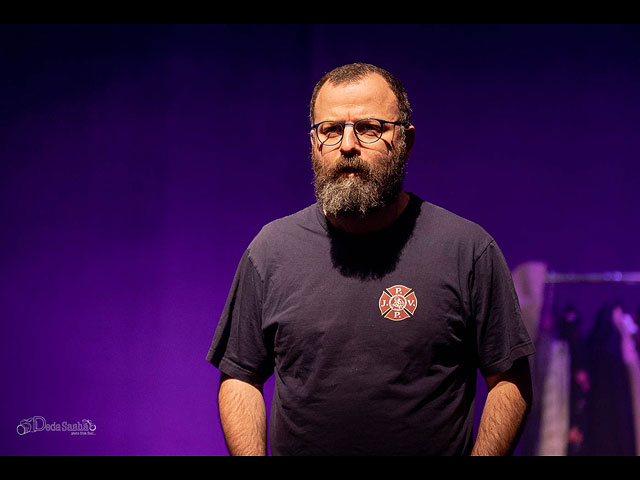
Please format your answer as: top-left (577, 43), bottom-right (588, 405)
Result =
top-left (545, 271), bottom-right (640, 284)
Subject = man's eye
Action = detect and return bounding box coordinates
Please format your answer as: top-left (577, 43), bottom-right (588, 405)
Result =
top-left (356, 122), bottom-right (382, 136)
top-left (320, 124), bottom-right (342, 137)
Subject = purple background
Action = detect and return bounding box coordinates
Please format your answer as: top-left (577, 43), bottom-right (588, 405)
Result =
top-left (1, 25), bottom-right (639, 455)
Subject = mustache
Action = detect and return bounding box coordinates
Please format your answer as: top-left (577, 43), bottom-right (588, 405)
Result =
top-left (325, 156), bottom-right (372, 179)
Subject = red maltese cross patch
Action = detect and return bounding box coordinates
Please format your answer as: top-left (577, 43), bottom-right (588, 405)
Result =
top-left (378, 285), bottom-right (418, 321)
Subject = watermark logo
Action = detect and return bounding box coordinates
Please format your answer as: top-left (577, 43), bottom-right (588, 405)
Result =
top-left (17, 416), bottom-right (96, 436)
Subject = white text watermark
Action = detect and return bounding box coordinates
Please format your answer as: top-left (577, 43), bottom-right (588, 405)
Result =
top-left (17, 416), bottom-right (96, 436)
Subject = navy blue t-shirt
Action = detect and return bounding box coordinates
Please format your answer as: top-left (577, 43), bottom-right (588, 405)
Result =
top-left (207, 193), bottom-right (534, 456)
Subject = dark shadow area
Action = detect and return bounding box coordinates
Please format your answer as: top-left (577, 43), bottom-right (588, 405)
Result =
top-left (327, 194), bottom-right (421, 280)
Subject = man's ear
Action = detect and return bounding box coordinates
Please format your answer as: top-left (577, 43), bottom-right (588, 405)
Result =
top-left (404, 125), bottom-right (416, 157)
top-left (310, 129), bottom-right (323, 153)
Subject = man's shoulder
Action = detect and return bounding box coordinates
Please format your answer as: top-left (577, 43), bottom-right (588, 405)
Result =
top-left (411, 197), bottom-right (497, 265)
top-left (417, 198), bottom-right (493, 243)
top-left (260, 202), bottom-right (321, 236)
top-left (247, 202), bottom-right (323, 257)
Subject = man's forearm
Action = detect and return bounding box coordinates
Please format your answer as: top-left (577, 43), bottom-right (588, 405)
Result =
top-left (218, 374), bottom-right (267, 456)
top-left (471, 378), bottom-right (530, 456)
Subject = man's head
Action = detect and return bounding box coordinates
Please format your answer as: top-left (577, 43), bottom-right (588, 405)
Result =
top-left (309, 63), bottom-right (415, 218)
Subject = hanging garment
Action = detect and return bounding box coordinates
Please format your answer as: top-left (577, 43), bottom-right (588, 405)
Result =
top-left (558, 306), bottom-right (590, 456)
top-left (584, 304), bottom-right (637, 456)
top-left (619, 312), bottom-right (640, 456)
top-left (536, 339), bottom-right (570, 456)
top-left (511, 262), bottom-right (547, 455)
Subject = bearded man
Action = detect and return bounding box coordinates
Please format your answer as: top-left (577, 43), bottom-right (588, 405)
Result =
top-left (206, 63), bottom-right (535, 456)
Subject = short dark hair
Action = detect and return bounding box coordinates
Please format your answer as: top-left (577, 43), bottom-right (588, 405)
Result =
top-left (309, 63), bottom-right (412, 126)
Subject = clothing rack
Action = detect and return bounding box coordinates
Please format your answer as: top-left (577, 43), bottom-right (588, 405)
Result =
top-left (545, 271), bottom-right (640, 285)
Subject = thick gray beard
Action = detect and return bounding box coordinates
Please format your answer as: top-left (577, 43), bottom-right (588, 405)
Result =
top-left (312, 144), bottom-right (407, 218)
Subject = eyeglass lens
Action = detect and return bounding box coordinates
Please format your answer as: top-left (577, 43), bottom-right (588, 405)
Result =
top-left (317, 119), bottom-right (384, 146)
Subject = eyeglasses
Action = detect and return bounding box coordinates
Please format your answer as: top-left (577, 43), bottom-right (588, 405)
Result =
top-left (311, 118), bottom-right (408, 147)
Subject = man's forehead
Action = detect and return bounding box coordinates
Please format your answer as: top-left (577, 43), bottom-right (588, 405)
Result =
top-left (314, 74), bottom-right (398, 119)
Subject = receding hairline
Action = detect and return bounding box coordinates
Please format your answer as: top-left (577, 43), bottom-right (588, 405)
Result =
top-left (309, 63), bottom-right (411, 126)
top-left (313, 73), bottom-right (397, 116)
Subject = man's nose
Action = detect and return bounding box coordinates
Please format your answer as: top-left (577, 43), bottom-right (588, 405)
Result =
top-left (339, 124), bottom-right (360, 155)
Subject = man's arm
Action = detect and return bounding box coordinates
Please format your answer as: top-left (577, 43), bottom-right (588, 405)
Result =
top-left (218, 373), bottom-right (267, 456)
top-left (471, 358), bottom-right (533, 456)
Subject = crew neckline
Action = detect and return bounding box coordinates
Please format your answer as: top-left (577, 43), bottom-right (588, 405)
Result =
top-left (314, 192), bottom-right (421, 236)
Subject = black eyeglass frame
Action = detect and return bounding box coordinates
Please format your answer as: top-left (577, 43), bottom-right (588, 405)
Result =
top-left (311, 118), bottom-right (409, 146)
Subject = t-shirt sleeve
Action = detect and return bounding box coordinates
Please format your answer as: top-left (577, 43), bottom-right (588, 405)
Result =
top-left (206, 248), bottom-right (274, 385)
top-left (471, 240), bottom-right (535, 377)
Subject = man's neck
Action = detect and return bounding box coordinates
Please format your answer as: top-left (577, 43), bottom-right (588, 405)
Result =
top-left (324, 191), bottom-right (410, 234)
